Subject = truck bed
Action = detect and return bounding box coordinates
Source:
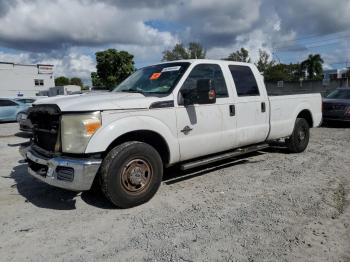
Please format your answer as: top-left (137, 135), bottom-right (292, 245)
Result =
top-left (267, 93), bottom-right (322, 140)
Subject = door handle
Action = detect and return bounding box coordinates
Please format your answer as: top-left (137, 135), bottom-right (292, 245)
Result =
top-left (261, 102), bottom-right (266, 113)
top-left (229, 105), bottom-right (235, 116)
top-left (181, 126), bottom-right (193, 135)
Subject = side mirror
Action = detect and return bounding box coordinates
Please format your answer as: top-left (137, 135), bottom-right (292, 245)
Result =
top-left (181, 79), bottom-right (216, 106)
top-left (196, 79), bottom-right (216, 104)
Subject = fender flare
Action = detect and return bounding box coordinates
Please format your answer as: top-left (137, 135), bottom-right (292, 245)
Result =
top-left (85, 115), bottom-right (180, 164)
top-left (293, 102), bottom-right (314, 127)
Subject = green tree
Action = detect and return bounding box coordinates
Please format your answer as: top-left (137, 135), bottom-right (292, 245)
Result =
top-left (301, 54), bottom-right (324, 80)
top-left (255, 49), bottom-right (275, 74)
top-left (70, 77), bottom-right (83, 88)
top-left (264, 63), bottom-right (302, 82)
top-left (91, 72), bottom-right (103, 87)
top-left (346, 69), bottom-right (350, 78)
top-left (162, 42), bottom-right (206, 61)
top-left (224, 48), bottom-right (251, 63)
top-left (55, 76), bottom-right (70, 86)
top-left (188, 42), bottom-right (206, 59)
top-left (92, 49), bottom-right (135, 89)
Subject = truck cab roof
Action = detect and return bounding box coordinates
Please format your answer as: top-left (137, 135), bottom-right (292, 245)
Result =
top-left (157, 59), bottom-right (254, 67)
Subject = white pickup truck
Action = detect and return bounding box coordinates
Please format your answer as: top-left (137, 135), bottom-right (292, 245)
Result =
top-left (24, 60), bottom-right (322, 208)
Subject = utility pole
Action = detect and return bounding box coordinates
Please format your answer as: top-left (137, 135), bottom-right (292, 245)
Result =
top-left (346, 60), bottom-right (349, 88)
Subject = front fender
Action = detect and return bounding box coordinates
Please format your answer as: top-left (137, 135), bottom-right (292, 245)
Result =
top-left (85, 115), bottom-right (180, 164)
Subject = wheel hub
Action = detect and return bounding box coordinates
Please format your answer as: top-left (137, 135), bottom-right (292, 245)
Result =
top-left (121, 159), bottom-right (152, 193)
top-left (298, 129), bottom-right (306, 141)
top-left (129, 167), bottom-right (143, 186)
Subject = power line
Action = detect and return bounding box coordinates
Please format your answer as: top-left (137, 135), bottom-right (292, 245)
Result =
top-left (329, 61), bottom-right (350, 66)
top-left (269, 30), bottom-right (350, 67)
top-left (271, 29), bottom-right (350, 47)
top-left (273, 35), bottom-right (350, 52)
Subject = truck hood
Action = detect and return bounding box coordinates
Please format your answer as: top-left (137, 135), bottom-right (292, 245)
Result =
top-left (323, 98), bottom-right (350, 105)
top-left (34, 92), bottom-right (167, 112)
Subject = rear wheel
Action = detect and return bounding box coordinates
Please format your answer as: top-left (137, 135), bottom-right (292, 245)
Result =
top-left (100, 141), bottom-right (163, 208)
top-left (286, 118), bottom-right (310, 153)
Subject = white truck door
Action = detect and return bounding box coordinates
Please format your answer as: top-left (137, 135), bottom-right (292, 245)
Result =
top-left (227, 65), bottom-right (269, 147)
top-left (176, 63), bottom-right (230, 161)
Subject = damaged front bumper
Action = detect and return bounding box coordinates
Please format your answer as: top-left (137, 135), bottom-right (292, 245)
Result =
top-left (24, 147), bottom-right (101, 191)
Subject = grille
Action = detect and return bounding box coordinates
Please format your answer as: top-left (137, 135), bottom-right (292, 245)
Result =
top-left (28, 105), bottom-right (61, 153)
top-left (323, 103), bottom-right (347, 112)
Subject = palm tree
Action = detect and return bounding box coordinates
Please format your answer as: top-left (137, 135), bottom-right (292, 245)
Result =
top-left (346, 69), bottom-right (350, 78)
top-left (301, 54), bottom-right (324, 80)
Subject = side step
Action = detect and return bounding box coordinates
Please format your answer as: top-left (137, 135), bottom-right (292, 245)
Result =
top-left (180, 143), bottom-right (269, 171)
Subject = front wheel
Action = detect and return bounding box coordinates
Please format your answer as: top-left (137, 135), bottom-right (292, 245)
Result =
top-left (100, 141), bottom-right (163, 208)
top-left (286, 118), bottom-right (310, 153)
top-left (16, 112), bottom-right (24, 122)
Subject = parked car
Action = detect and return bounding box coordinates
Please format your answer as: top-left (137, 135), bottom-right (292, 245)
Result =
top-left (0, 98), bottom-right (30, 122)
top-left (18, 109), bottom-right (33, 132)
top-left (22, 60), bottom-right (322, 208)
top-left (14, 98), bottom-right (35, 131)
top-left (15, 98), bottom-right (36, 105)
top-left (322, 88), bottom-right (350, 122)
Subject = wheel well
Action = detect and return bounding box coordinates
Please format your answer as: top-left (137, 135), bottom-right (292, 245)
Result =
top-left (105, 130), bottom-right (170, 164)
top-left (297, 110), bottom-right (313, 127)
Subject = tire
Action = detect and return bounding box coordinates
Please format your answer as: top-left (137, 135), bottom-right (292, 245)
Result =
top-left (100, 141), bottom-right (163, 208)
top-left (16, 113), bottom-right (23, 122)
top-left (286, 118), bottom-right (310, 153)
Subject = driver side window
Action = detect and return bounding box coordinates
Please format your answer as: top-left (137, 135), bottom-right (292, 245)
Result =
top-left (0, 99), bottom-right (17, 107)
top-left (181, 64), bottom-right (228, 98)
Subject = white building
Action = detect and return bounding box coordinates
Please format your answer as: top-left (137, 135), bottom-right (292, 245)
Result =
top-left (0, 62), bottom-right (55, 97)
top-left (38, 85), bottom-right (82, 97)
top-left (323, 68), bottom-right (349, 81)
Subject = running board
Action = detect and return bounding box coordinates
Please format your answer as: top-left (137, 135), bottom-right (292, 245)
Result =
top-left (180, 143), bottom-right (269, 171)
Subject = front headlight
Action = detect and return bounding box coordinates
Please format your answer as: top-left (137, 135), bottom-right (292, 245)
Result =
top-left (61, 111), bottom-right (102, 153)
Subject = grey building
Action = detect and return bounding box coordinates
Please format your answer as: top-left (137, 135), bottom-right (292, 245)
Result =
top-left (38, 85), bottom-right (82, 97)
top-left (0, 62), bottom-right (55, 97)
top-left (323, 68), bottom-right (349, 81)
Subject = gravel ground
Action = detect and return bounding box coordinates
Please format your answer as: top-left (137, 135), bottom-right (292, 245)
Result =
top-left (0, 122), bottom-right (350, 262)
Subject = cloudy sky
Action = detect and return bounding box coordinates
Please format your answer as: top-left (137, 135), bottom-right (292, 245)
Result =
top-left (0, 0), bottom-right (349, 84)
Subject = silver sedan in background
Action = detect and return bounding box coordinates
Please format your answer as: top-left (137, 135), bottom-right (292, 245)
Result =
top-left (0, 98), bottom-right (30, 122)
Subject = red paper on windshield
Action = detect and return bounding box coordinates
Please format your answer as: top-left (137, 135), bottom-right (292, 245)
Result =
top-left (150, 72), bottom-right (161, 80)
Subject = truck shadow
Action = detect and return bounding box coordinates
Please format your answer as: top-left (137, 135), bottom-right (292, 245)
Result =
top-left (162, 150), bottom-right (274, 184)
top-left (9, 149), bottom-right (285, 210)
top-left (9, 163), bottom-right (79, 210)
top-left (9, 163), bottom-right (118, 210)
top-left (163, 158), bottom-right (252, 185)
top-left (321, 122), bottom-right (350, 129)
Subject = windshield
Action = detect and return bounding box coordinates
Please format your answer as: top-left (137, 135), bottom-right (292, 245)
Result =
top-left (16, 99), bottom-right (35, 104)
top-left (326, 89), bottom-right (350, 99)
top-left (113, 62), bottom-right (190, 94)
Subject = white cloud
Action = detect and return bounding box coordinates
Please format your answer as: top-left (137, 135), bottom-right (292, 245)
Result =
top-left (0, 0), bottom-right (177, 50)
top-left (0, 49), bottom-right (96, 83)
top-left (41, 52), bottom-right (96, 80)
top-left (0, 0), bottom-right (350, 82)
top-left (0, 51), bottom-right (32, 64)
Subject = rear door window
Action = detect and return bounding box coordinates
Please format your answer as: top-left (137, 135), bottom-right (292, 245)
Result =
top-left (228, 65), bottom-right (260, 97)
